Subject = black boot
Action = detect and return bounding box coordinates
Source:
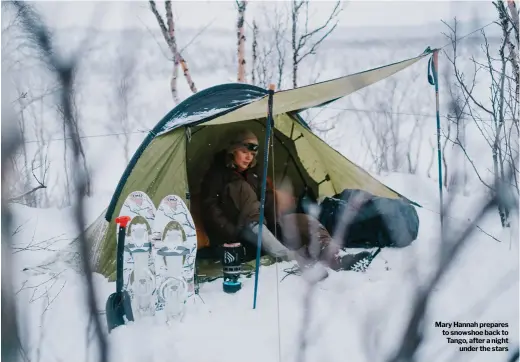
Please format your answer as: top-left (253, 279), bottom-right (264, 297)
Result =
top-left (329, 251), bottom-right (373, 271)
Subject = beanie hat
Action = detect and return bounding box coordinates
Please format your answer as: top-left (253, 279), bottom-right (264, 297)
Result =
top-left (230, 128), bottom-right (258, 146)
top-left (225, 128), bottom-right (259, 168)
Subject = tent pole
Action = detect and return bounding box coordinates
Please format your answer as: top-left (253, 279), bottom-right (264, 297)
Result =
top-left (253, 84), bottom-right (276, 309)
top-left (431, 49), bottom-right (444, 228)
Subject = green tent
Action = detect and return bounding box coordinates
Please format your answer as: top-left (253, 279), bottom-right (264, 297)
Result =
top-left (89, 48), bottom-right (433, 281)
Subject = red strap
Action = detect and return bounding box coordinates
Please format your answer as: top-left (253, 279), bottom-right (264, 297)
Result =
top-left (266, 176), bottom-right (274, 191)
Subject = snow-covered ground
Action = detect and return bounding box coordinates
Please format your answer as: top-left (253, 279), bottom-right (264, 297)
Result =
top-left (8, 172), bottom-right (519, 362)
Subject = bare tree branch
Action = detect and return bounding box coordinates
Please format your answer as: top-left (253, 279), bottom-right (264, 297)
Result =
top-left (7, 184), bottom-right (46, 203)
top-left (442, 14), bottom-right (519, 225)
top-left (178, 19), bottom-right (215, 54)
top-left (291, 0), bottom-right (341, 88)
top-left (271, 7), bottom-right (288, 90)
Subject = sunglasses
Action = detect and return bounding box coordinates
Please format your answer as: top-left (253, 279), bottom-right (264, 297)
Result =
top-left (241, 143), bottom-right (259, 152)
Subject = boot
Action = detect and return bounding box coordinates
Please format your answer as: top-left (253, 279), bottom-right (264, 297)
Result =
top-left (286, 247), bottom-right (329, 282)
top-left (328, 251), bottom-right (373, 271)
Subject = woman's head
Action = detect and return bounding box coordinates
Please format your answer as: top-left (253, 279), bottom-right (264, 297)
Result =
top-left (226, 128), bottom-right (259, 171)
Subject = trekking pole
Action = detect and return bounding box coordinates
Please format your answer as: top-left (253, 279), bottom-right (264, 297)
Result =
top-left (428, 49), bottom-right (444, 229)
top-left (253, 83), bottom-right (275, 309)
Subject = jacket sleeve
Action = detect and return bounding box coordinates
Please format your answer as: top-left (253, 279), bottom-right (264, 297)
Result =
top-left (200, 171), bottom-right (239, 244)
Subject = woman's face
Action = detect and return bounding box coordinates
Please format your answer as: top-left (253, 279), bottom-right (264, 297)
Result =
top-left (233, 142), bottom-right (257, 171)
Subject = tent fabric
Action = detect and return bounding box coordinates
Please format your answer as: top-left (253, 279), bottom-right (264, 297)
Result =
top-left (91, 50), bottom-right (430, 280)
top-left (104, 84), bottom-right (281, 222)
top-left (277, 116), bottom-right (401, 200)
top-left (97, 131), bottom-right (187, 277)
top-left (156, 83), bottom-right (270, 136)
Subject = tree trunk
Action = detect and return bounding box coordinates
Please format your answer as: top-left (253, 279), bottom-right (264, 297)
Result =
top-left (507, 0), bottom-right (519, 107)
top-left (123, 134), bottom-right (130, 166)
top-left (496, 8), bottom-right (511, 227)
top-left (462, 118), bottom-right (469, 195)
top-left (407, 152), bottom-right (413, 174)
top-left (63, 120), bottom-right (71, 206)
top-left (71, 109), bottom-right (91, 197)
top-left (291, 0), bottom-right (298, 88)
top-left (237, 1), bottom-right (247, 83)
top-left (442, 148), bottom-right (449, 189)
top-left (170, 59), bottom-right (180, 104)
top-left (427, 138), bottom-right (435, 178)
top-left (498, 146), bottom-right (510, 227)
top-left (492, 147), bottom-right (507, 227)
top-left (252, 20), bottom-right (258, 85)
top-left (441, 117), bottom-right (451, 189)
top-left (178, 54), bottom-right (197, 93)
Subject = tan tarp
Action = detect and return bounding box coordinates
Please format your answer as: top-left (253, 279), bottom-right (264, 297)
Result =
top-left (204, 52), bottom-right (429, 126)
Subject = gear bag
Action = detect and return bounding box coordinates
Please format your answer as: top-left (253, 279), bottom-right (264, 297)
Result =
top-left (318, 189), bottom-right (419, 249)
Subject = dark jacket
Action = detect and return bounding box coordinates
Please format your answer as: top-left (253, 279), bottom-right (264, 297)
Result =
top-left (199, 149), bottom-right (277, 245)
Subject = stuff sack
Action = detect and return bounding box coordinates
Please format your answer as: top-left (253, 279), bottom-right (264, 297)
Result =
top-left (318, 189), bottom-right (419, 248)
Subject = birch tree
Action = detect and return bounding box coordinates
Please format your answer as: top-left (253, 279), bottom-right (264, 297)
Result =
top-left (236, 0), bottom-right (247, 83)
top-left (251, 19), bottom-right (258, 85)
top-left (149, 0), bottom-right (197, 104)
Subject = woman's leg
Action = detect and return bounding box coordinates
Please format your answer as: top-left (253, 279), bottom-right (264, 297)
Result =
top-left (279, 213), bottom-right (333, 260)
top-left (225, 179), bottom-right (293, 259)
top-left (279, 213), bottom-right (373, 271)
top-left (248, 221), bottom-right (292, 258)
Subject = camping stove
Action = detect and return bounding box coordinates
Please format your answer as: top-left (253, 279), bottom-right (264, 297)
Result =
top-left (221, 243), bottom-right (243, 293)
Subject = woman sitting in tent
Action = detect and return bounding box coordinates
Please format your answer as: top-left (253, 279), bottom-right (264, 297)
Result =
top-left (199, 128), bottom-right (371, 272)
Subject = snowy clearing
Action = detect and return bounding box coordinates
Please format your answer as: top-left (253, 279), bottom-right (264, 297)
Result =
top-left (9, 173), bottom-right (519, 362)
